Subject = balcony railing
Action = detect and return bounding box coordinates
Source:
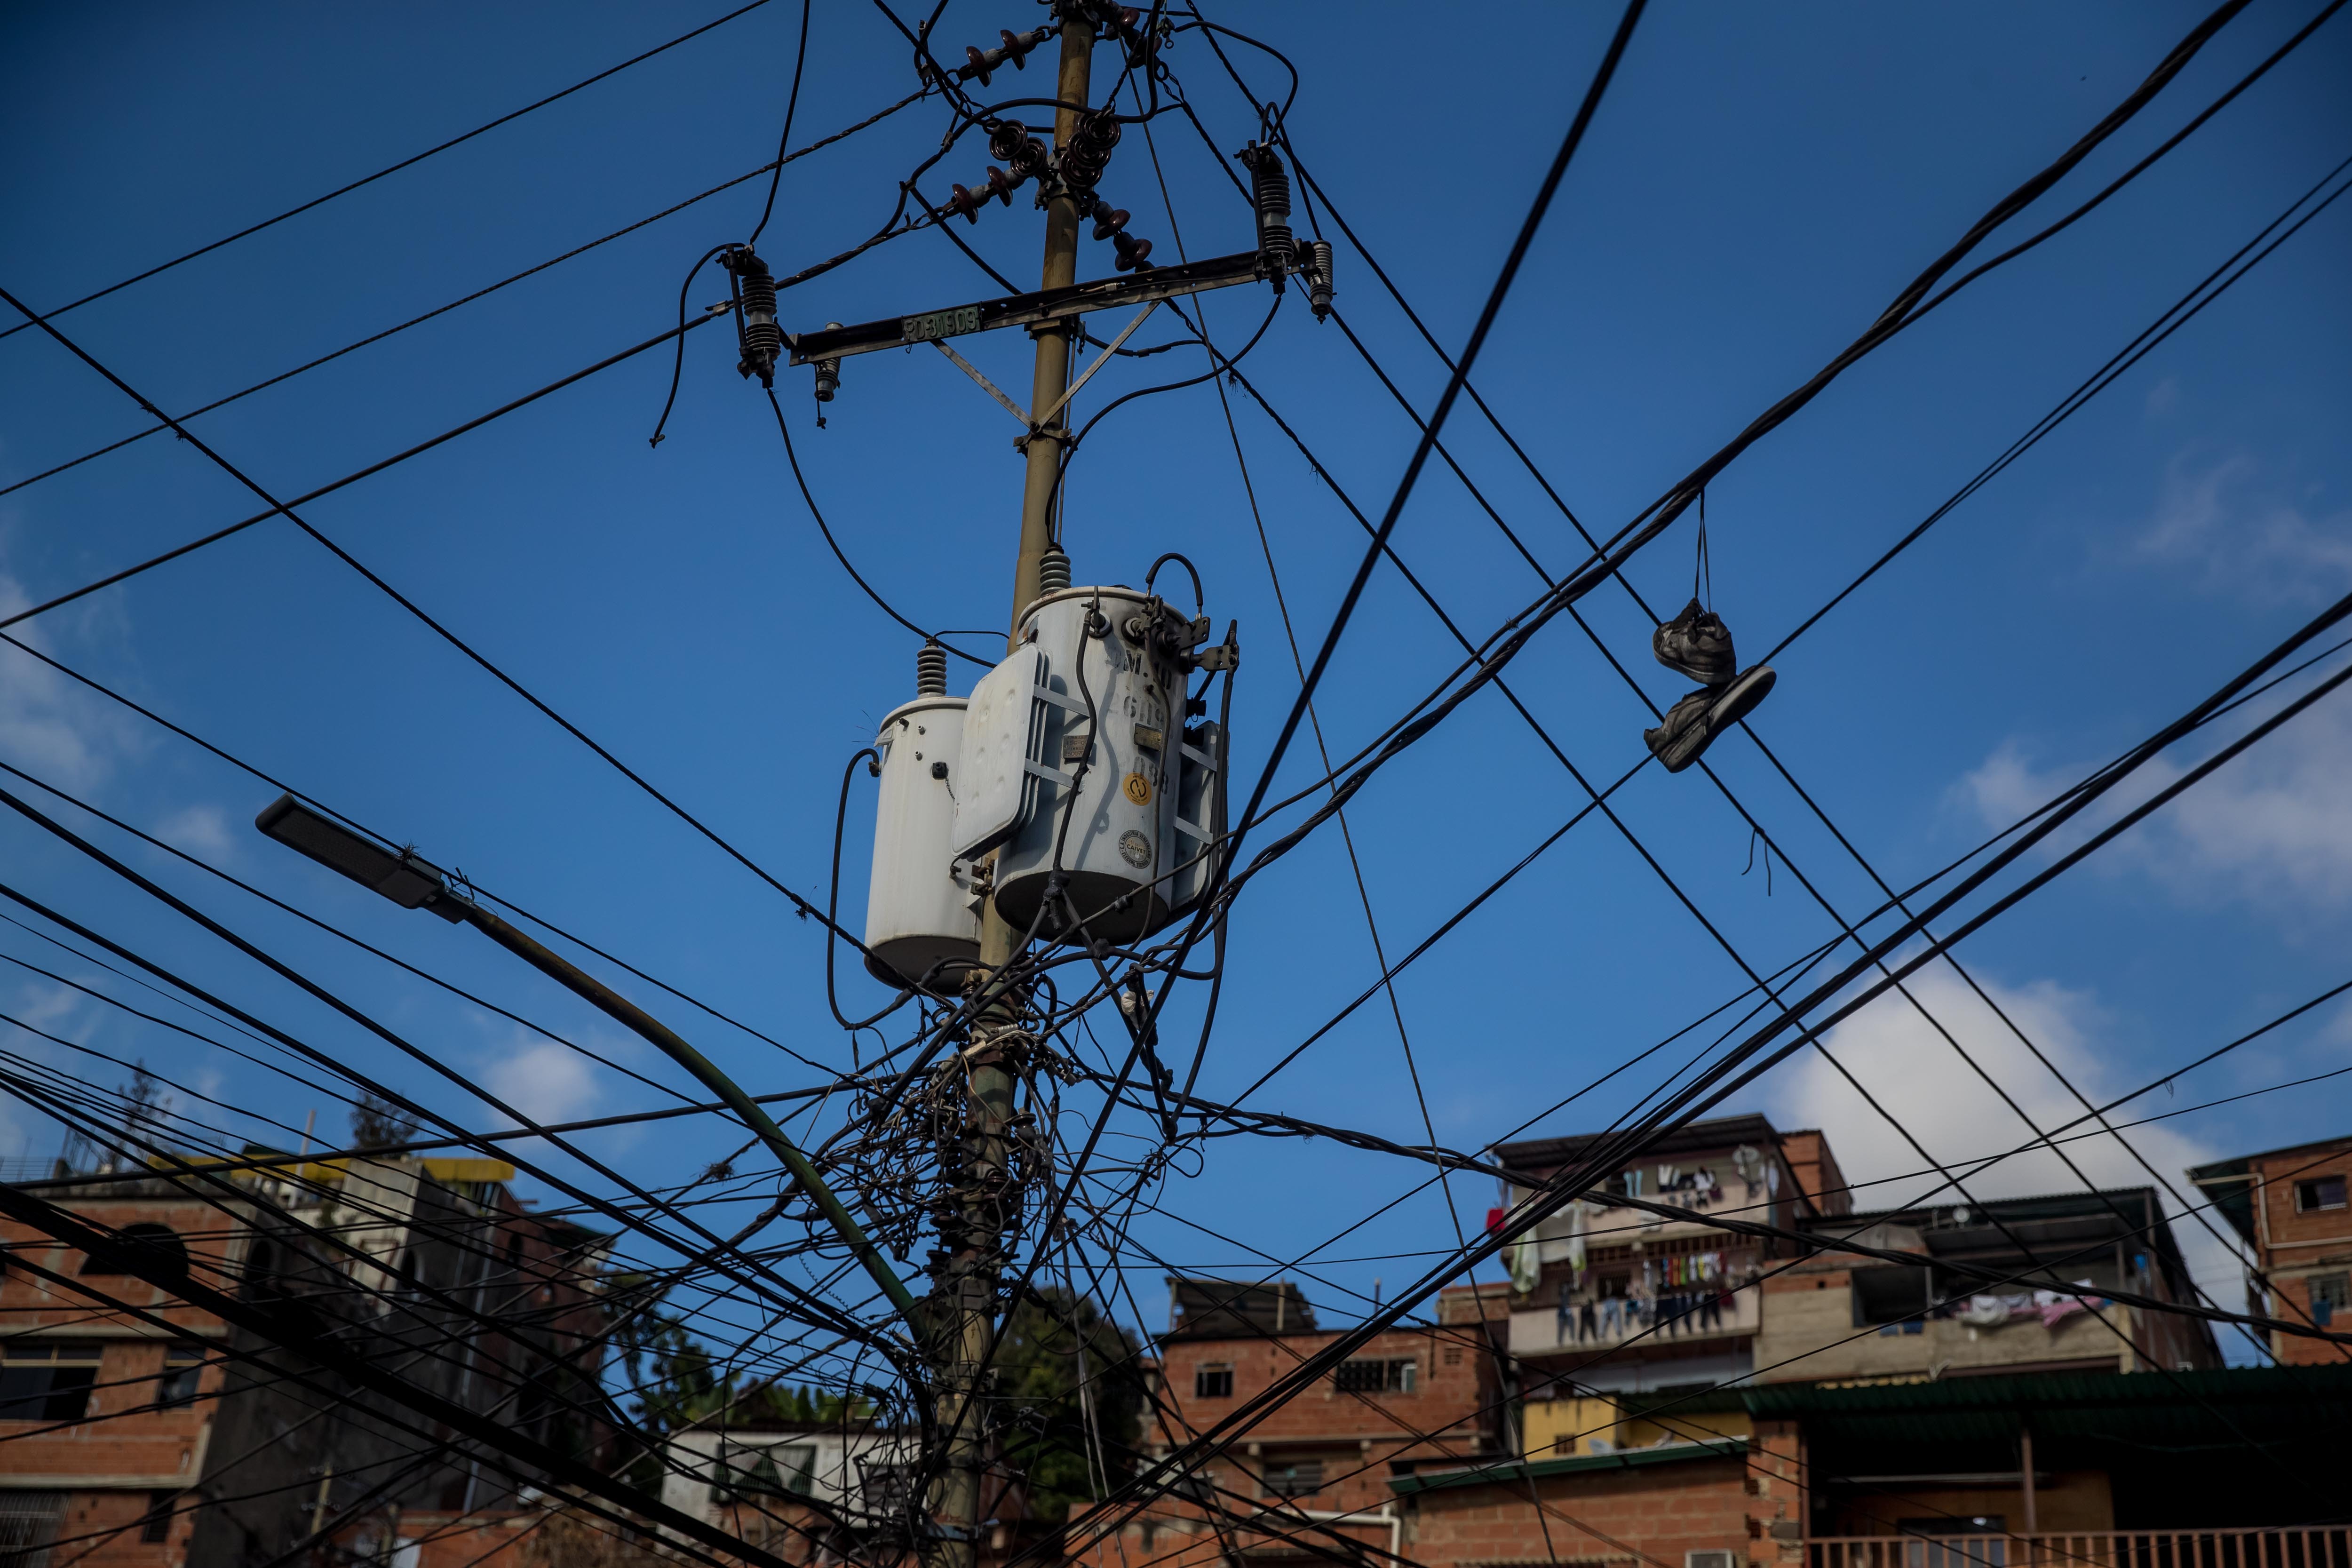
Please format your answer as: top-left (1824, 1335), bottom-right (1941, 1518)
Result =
top-left (1808, 1530), bottom-right (2352, 1568)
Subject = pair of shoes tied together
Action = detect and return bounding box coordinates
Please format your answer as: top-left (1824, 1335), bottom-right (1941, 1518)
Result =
top-left (1643, 597), bottom-right (1774, 773)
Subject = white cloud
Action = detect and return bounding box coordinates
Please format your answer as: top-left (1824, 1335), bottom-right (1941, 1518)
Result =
top-left (10, 980), bottom-right (85, 1035)
top-left (1762, 965), bottom-right (2237, 1311)
top-left (1955, 689), bottom-right (2352, 911)
top-left (0, 573), bottom-right (145, 793)
top-left (155, 804), bottom-right (234, 861)
top-left (482, 1037), bottom-right (604, 1127)
top-left (2133, 451), bottom-right (2352, 602)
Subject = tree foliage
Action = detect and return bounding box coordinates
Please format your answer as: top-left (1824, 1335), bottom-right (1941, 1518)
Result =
top-left (993, 1289), bottom-right (1146, 1524)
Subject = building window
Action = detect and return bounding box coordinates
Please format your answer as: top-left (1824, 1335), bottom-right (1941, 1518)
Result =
top-left (712, 1441), bottom-right (816, 1502)
top-left (0, 1344), bottom-right (103, 1423)
top-left (1334, 1357), bottom-right (1416, 1394)
top-left (2294, 1175), bottom-right (2347, 1213)
top-left (80, 1223), bottom-right (189, 1282)
top-left (2308, 1272), bottom-right (2351, 1328)
top-left (1194, 1363), bottom-right (1233, 1399)
top-left (1261, 1460), bottom-right (1323, 1499)
top-left (1851, 1265), bottom-right (1934, 1327)
top-left (0, 1491), bottom-right (64, 1568)
top-left (141, 1494), bottom-right (182, 1545)
top-left (156, 1345), bottom-right (207, 1409)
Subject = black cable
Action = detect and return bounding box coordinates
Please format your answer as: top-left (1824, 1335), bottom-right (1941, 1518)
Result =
top-left (0, 0), bottom-right (779, 343)
top-left (1284, 191), bottom-right (2308, 1364)
top-left (1134, 0), bottom-right (1647, 1079)
top-left (650, 242), bottom-right (747, 448)
top-left (0, 309), bottom-right (723, 633)
top-left (0, 84), bottom-right (930, 502)
top-left (0, 1235), bottom-right (782, 1568)
top-left (0, 832), bottom-right (893, 1357)
top-left (764, 385), bottom-right (993, 664)
top-left (1171, 0), bottom-right (2278, 910)
top-left (827, 746), bottom-right (917, 1034)
top-left (0, 290), bottom-right (889, 958)
top-left (748, 0), bottom-right (815, 245)
top-left (1033, 595), bottom-right (2352, 1561)
top-left (0, 628), bottom-right (864, 1082)
top-left (1760, 151), bottom-right (2352, 666)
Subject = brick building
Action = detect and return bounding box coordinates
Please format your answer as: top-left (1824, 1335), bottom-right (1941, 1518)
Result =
top-left (2189, 1132), bottom-right (2352, 1366)
top-left (2, 1151), bottom-right (610, 1568)
top-left (1389, 1429), bottom-right (1801, 1568)
top-left (1071, 1278), bottom-right (1510, 1567)
top-left (1491, 1115), bottom-right (1847, 1457)
top-left (0, 1175), bottom-right (239, 1568)
top-left (1754, 1186), bottom-right (2220, 1383)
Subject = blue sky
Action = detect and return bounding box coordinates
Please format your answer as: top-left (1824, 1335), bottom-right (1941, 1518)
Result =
top-left (2, 1), bottom-right (2349, 1365)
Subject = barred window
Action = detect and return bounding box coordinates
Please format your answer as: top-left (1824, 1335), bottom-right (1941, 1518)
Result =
top-left (1194, 1362), bottom-right (1233, 1398)
top-left (1262, 1461), bottom-right (1323, 1498)
top-left (1334, 1356), bottom-right (1415, 1394)
top-left (0, 1490), bottom-right (64, 1568)
top-left (2295, 1175), bottom-right (2347, 1213)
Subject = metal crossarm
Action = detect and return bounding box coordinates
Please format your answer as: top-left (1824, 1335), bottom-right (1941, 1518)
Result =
top-left (787, 248), bottom-right (1292, 364)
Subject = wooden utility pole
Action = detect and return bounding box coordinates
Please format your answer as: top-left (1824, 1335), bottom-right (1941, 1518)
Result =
top-left (928, 12), bottom-right (1097, 1568)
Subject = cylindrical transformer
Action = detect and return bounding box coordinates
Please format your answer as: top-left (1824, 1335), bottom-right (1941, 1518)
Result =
top-left (992, 586), bottom-right (1189, 944)
top-left (864, 693), bottom-right (980, 991)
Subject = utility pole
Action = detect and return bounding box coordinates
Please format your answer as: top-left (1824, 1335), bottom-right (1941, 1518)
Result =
top-left (928, 10), bottom-right (1097, 1568)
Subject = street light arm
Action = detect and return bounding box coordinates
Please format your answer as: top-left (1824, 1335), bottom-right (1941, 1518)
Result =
top-left (455, 901), bottom-right (922, 1319)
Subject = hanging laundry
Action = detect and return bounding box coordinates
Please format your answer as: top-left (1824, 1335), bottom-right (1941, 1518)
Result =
top-left (1508, 1226), bottom-right (1542, 1294)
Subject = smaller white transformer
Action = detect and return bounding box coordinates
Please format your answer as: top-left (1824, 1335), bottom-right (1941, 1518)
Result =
top-left (863, 679), bottom-right (980, 992)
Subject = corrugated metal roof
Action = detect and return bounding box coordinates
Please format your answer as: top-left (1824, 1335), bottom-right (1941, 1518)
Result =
top-left (1389, 1438), bottom-right (1748, 1496)
top-left (1744, 1365), bottom-right (2352, 1450)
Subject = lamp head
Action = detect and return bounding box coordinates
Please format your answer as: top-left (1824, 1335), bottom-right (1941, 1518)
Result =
top-left (253, 795), bottom-right (465, 922)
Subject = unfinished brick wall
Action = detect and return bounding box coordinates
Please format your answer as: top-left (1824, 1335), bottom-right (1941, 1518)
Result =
top-left (1401, 1451), bottom-right (1763, 1568)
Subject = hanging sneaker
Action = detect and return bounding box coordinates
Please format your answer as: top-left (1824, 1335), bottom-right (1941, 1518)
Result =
top-left (1652, 597), bottom-right (1737, 686)
top-left (1644, 666), bottom-right (1776, 773)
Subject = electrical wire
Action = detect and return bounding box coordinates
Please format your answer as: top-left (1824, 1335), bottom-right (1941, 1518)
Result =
top-left (0, 0), bottom-right (779, 343)
top-left (0, 82), bottom-right (929, 503)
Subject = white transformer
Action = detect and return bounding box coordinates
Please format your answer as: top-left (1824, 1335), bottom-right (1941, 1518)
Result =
top-left (863, 691), bottom-right (980, 991)
top-left (952, 585), bottom-right (1227, 946)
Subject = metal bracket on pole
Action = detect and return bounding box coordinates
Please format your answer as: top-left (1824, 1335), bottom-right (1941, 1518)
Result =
top-left (931, 298), bottom-right (1165, 438)
top-left (1031, 298), bottom-right (1159, 432)
top-left (931, 340), bottom-right (1033, 426)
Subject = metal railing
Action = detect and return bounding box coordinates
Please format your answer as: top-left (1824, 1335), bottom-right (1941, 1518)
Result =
top-left (1809, 1530), bottom-right (2352, 1568)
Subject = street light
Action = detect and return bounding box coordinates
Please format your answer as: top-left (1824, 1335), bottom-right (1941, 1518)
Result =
top-left (251, 793), bottom-right (919, 1318)
top-left (254, 796), bottom-right (464, 920)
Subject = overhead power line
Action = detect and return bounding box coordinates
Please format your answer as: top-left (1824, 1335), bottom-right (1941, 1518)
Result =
top-left (0, 83), bottom-right (929, 503)
top-left (0, 308), bottom-right (724, 632)
top-left (0, 292), bottom-right (892, 951)
top-left (0, 0), bottom-right (780, 342)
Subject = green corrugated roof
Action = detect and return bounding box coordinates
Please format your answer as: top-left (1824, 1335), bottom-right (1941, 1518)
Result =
top-left (1742, 1365), bottom-right (2352, 1451)
top-left (1389, 1438), bottom-right (1749, 1496)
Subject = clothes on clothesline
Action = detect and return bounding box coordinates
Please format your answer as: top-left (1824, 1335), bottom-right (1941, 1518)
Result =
top-left (1955, 1280), bottom-right (2106, 1330)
